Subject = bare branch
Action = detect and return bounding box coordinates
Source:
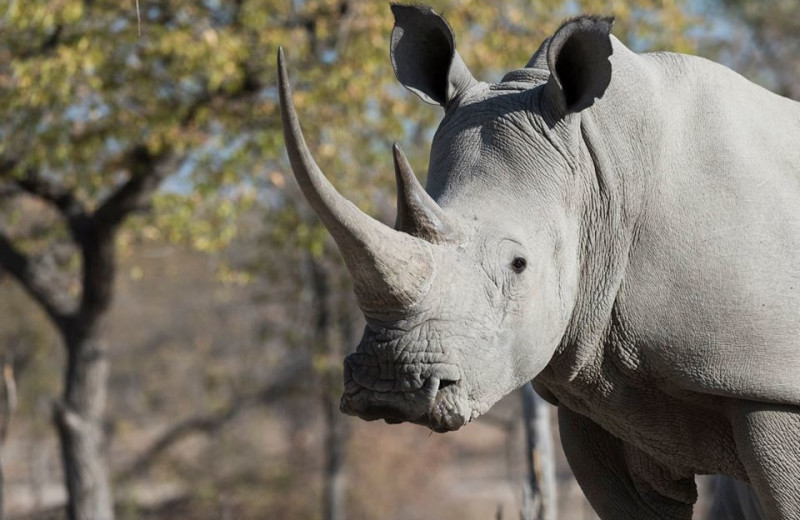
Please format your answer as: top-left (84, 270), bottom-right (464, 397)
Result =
top-left (116, 362), bottom-right (306, 482)
top-left (0, 184), bottom-right (22, 199)
top-left (0, 233), bottom-right (70, 329)
top-left (15, 173), bottom-right (87, 222)
top-left (64, 146), bottom-right (168, 334)
top-left (178, 66), bottom-right (261, 127)
top-left (0, 158), bottom-right (17, 176)
top-left (0, 159), bottom-right (88, 240)
top-left (93, 146), bottom-right (167, 231)
top-left (0, 355), bottom-right (17, 445)
top-left (15, 24), bottom-right (64, 60)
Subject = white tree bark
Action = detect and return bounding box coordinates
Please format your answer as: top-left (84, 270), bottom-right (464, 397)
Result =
top-left (521, 383), bottom-right (557, 520)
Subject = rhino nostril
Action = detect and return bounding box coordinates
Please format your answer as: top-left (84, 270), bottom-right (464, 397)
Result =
top-left (439, 379), bottom-right (458, 390)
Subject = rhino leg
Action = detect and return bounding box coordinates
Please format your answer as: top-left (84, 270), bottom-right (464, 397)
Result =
top-left (558, 405), bottom-right (694, 520)
top-left (727, 399), bottom-right (800, 519)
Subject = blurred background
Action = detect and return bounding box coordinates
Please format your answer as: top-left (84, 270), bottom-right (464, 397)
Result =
top-left (0, 1), bottom-right (798, 519)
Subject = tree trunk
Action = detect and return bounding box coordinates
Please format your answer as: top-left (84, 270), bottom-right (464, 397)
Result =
top-left (1, 354), bottom-right (18, 520)
top-left (54, 330), bottom-right (113, 520)
top-left (54, 224), bottom-right (116, 520)
top-left (0, 454), bottom-right (3, 520)
top-left (0, 147), bottom-right (162, 520)
top-left (308, 257), bottom-right (348, 520)
top-left (323, 384), bottom-right (346, 520)
top-left (521, 383), bottom-right (557, 520)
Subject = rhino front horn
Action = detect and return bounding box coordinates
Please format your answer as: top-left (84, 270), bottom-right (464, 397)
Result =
top-left (278, 48), bottom-right (435, 316)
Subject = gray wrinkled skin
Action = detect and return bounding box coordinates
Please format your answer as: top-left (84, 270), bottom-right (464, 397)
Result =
top-left (279, 5), bottom-right (800, 519)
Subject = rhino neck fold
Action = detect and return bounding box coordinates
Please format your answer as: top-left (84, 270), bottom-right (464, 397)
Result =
top-left (544, 43), bottom-right (659, 383)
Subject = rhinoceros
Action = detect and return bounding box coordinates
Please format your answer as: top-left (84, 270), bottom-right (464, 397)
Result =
top-left (277, 4), bottom-right (800, 519)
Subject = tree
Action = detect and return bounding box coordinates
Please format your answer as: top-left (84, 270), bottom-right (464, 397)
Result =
top-left (0, 146), bottom-right (169, 520)
top-left (1, 1), bottom-right (256, 517)
top-left (520, 384), bottom-right (556, 520)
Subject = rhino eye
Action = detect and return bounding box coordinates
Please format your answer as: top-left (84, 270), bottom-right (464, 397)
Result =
top-left (511, 257), bottom-right (527, 274)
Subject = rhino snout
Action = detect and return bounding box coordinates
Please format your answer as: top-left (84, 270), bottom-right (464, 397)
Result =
top-left (341, 353), bottom-right (462, 428)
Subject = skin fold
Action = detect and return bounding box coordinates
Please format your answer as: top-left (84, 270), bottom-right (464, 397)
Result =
top-left (279, 5), bottom-right (800, 519)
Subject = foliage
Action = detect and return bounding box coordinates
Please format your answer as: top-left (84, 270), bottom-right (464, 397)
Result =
top-left (1, 0), bottom-right (697, 260)
top-left (705, 0), bottom-right (800, 99)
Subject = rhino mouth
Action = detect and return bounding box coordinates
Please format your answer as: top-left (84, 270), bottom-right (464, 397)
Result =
top-left (340, 359), bottom-right (470, 432)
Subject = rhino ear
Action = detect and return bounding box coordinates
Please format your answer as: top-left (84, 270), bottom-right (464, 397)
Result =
top-left (545, 16), bottom-right (614, 113)
top-left (390, 4), bottom-right (476, 107)
top-left (525, 37), bottom-right (551, 70)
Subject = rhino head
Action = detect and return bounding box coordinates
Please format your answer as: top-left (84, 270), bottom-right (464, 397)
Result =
top-left (278, 5), bottom-right (615, 432)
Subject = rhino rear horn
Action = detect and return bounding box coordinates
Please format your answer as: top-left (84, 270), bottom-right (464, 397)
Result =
top-left (278, 48), bottom-right (435, 317)
top-left (393, 144), bottom-right (461, 243)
